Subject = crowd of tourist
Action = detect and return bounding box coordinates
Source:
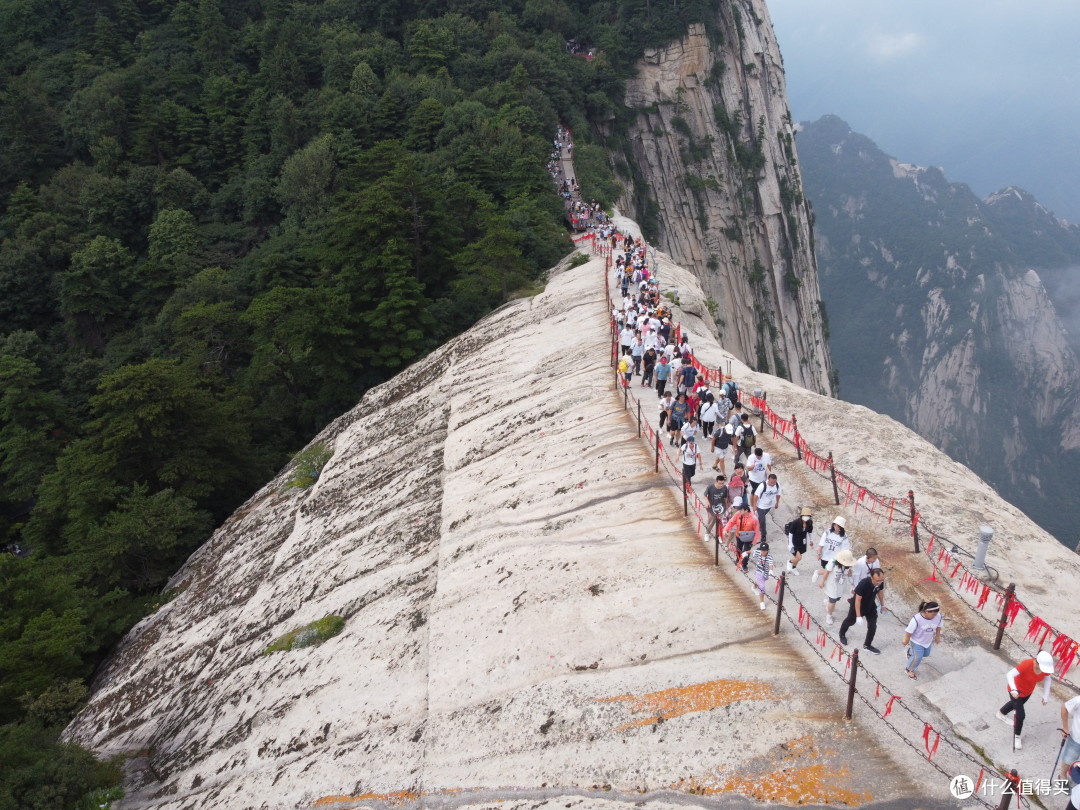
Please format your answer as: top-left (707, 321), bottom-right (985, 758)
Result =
top-left (553, 125), bottom-right (1080, 784)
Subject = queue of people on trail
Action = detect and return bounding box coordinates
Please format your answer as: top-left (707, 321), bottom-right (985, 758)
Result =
top-left (589, 132), bottom-right (1080, 783)
top-left (611, 249), bottom-right (930, 662)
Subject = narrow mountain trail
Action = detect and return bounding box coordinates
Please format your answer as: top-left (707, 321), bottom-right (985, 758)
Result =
top-left (572, 132), bottom-right (1063, 805)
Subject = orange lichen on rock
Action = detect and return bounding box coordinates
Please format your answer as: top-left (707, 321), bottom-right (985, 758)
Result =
top-left (312, 790), bottom-right (420, 807)
top-left (670, 734), bottom-right (873, 806)
top-left (597, 678), bottom-right (773, 730)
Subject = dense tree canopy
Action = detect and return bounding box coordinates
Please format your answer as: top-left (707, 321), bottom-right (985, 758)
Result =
top-left (0, 0), bottom-right (722, 803)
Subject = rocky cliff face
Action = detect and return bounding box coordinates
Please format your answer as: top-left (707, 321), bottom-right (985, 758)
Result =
top-left (617, 4), bottom-right (833, 395)
top-left (798, 115), bottom-right (1080, 542)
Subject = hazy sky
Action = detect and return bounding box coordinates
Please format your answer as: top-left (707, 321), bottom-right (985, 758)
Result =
top-left (767, 0), bottom-right (1080, 221)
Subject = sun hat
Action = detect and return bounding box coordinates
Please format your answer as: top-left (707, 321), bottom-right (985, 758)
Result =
top-left (832, 515), bottom-right (847, 530)
top-left (800, 507), bottom-right (813, 517)
top-left (834, 549), bottom-right (856, 567)
top-left (1036, 650), bottom-right (1056, 674)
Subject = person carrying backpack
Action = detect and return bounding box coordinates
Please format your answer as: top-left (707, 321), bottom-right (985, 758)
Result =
top-left (734, 414), bottom-right (756, 465)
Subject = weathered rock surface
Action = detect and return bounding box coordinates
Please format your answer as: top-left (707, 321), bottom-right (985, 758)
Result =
top-left (65, 253), bottom-right (913, 809)
top-left (618, 5), bottom-right (833, 394)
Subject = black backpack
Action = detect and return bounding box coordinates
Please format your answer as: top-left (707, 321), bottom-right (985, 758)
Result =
top-left (740, 425), bottom-right (756, 449)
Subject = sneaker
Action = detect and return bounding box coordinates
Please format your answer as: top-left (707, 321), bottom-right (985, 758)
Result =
top-left (759, 602), bottom-right (766, 611)
top-left (1014, 735), bottom-right (1022, 750)
top-left (863, 645), bottom-right (881, 655)
top-left (839, 634), bottom-right (848, 646)
top-left (786, 561), bottom-right (793, 573)
top-left (791, 567), bottom-right (800, 576)
top-left (826, 615), bottom-right (834, 626)
top-left (811, 570), bottom-right (820, 584)
top-left (995, 711), bottom-right (1013, 726)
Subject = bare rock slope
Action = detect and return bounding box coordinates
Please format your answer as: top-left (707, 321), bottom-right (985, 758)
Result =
top-left (65, 253), bottom-right (915, 809)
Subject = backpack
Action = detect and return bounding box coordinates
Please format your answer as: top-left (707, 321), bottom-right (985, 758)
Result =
top-left (740, 424), bottom-right (756, 449)
top-left (724, 380), bottom-right (739, 404)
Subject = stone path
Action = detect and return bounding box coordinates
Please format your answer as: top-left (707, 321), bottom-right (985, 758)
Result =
top-left (600, 237), bottom-right (1069, 807)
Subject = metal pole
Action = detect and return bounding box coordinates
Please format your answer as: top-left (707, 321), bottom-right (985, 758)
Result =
top-left (996, 770), bottom-right (1018, 810)
top-left (637, 401), bottom-right (641, 437)
top-left (793, 415), bottom-right (801, 459)
top-left (759, 391), bottom-right (767, 432)
top-left (623, 383), bottom-right (628, 410)
top-left (829, 452), bottom-right (840, 505)
top-left (909, 490), bottom-right (920, 553)
top-left (994, 583), bottom-right (1016, 651)
top-left (683, 478), bottom-right (688, 516)
top-left (973, 525), bottom-right (994, 571)
top-left (773, 573), bottom-right (786, 636)
top-left (655, 433), bottom-right (660, 473)
top-left (844, 648), bottom-right (859, 720)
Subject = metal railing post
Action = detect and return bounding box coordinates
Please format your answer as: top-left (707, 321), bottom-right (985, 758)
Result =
top-left (844, 648), bottom-right (859, 720)
top-left (909, 490), bottom-right (920, 553)
top-left (773, 573), bottom-right (786, 636)
top-left (793, 415), bottom-right (802, 459)
top-left (994, 583), bottom-right (1016, 651)
top-left (829, 452), bottom-right (840, 505)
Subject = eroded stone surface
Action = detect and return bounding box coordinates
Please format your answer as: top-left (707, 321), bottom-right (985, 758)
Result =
top-left (66, 254), bottom-right (916, 809)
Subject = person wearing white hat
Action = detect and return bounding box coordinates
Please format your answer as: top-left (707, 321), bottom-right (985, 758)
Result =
top-left (996, 650), bottom-right (1056, 750)
top-left (812, 516), bottom-right (850, 584)
top-left (819, 548), bottom-right (855, 625)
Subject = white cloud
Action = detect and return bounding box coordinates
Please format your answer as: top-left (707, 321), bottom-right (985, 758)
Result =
top-left (864, 31), bottom-right (925, 59)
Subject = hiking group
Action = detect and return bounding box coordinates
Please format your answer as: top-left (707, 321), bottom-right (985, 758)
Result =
top-left (556, 126), bottom-right (1080, 793)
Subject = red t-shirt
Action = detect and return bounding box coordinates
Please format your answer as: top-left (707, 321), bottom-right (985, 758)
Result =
top-left (1013, 658), bottom-right (1048, 697)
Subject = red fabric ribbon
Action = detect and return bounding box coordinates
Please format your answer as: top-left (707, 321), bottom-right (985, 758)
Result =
top-left (922, 723), bottom-right (940, 759)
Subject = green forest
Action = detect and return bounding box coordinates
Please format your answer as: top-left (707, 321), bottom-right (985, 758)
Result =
top-left (0, 0), bottom-right (722, 804)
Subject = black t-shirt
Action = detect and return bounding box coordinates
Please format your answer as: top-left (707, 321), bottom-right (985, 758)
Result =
top-left (852, 576), bottom-right (884, 614)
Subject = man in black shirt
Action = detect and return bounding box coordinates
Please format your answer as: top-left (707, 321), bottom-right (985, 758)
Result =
top-left (839, 568), bottom-right (888, 655)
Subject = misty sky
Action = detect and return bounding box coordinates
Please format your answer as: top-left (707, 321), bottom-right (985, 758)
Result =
top-left (767, 0), bottom-right (1080, 222)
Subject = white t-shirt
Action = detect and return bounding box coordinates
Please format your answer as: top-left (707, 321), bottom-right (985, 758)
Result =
top-left (1066, 695), bottom-right (1080, 741)
top-left (904, 612), bottom-right (943, 647)
top-left (818, 529), bottom-right (850, 562)
top-left (746, 452), bottom-right (772, 484)
top-left (754, 481), bottom-right (782, 511)
top-left (681, 422), bottom-right (699, 443)
top-left (680, 443), bottom-right (700, 466)
top-left (852, 555), bottom-right (882, 587)
top-left (619, 327), bottom-right (634, 346)
top-left (823, 559), bottom-right (849, 599)
top-left (700, 401), bottom-right (720, 423)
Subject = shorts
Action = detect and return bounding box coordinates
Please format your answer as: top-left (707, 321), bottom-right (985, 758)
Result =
top-left (825, 595), bottom-right (842, 604)
top-left (791, 538), bottom-right (807, 555)
top-left (1063, 735), bottom-right (1080, 768)
top-left (754, 571), bottom-right (767, 595)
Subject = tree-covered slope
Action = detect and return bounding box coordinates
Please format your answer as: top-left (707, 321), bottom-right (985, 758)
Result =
top-left (0, 0), bottom-right (730, 802)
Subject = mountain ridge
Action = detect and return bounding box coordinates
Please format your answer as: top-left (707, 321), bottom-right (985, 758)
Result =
top-left (797, 113), bottom-right (1080, 543)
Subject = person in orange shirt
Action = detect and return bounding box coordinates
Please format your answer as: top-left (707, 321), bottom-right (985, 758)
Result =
top-left (996, 650), bottom-right (1055, 750)
top-left (723, 499), bottom-right (760, 572)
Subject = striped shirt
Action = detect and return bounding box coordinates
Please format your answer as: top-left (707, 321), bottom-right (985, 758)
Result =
top-left (751, 549), bottom-right (774, 579)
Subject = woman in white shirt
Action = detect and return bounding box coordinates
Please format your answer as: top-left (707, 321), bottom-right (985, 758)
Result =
top-left (818, 548), bottom-right (855, 626)
top-left (902, 601), bottom-right (943, 680)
